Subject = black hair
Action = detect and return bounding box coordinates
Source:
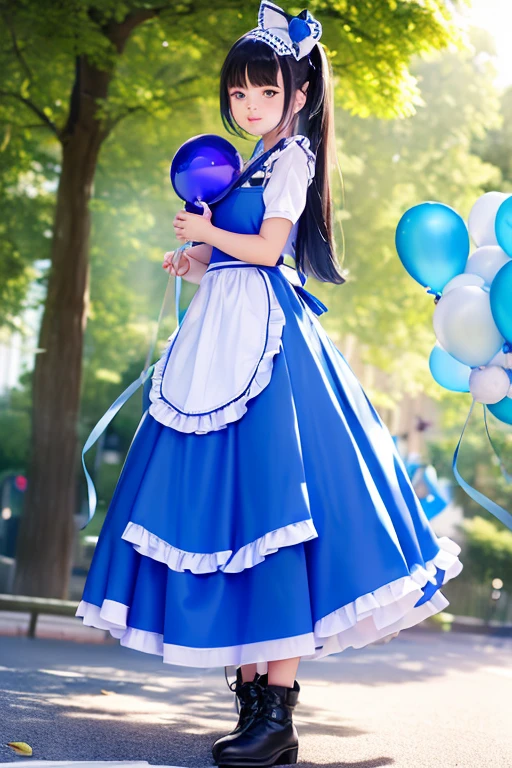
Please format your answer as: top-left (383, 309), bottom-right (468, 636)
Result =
top-left (219, 34), bottom-right (345, 284)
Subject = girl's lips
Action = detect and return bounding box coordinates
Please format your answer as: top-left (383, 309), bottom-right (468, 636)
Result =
top-left (248, 117), bottom-right (261, 122)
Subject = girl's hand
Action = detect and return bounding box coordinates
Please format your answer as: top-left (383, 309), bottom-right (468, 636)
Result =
top-left (173, 203), bottom-right (213, 243)
top-left (162, 250), bottom-right (190, 276)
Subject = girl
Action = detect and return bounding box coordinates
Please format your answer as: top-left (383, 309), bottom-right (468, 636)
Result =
top-left (76, 2), bottom-right (463, 766)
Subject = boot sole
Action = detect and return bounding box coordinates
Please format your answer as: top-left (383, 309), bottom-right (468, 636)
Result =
top-left (219, 746), bottom-right (298, 767)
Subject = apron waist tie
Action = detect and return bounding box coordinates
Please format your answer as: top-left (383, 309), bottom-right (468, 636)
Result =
top-left (278, 263), bottom-right (328, 316)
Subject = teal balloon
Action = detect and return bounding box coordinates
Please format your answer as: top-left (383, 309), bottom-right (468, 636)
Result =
top-left (396, 202), bottom-right (470, 292)
top-left (429, 344), bottom-right (471, 392)
top-left (490, 260), bottom-right (512, 342)
top-left (488, 396), bottom-right (512, 425)
top-left (495, 197), bottom-right (512, 257)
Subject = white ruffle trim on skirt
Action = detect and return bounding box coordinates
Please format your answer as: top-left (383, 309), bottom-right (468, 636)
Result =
top-left (148, 266), bottom-right (286, 435)
top-left (75, 536), bottom-right (463, 667)
top-left (314, 536), bottom-right (462, 644)
top-left (121, 518), bottom-right (318, 574)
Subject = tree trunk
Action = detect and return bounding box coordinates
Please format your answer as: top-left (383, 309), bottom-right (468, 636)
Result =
top-left (13, 60), bottom-right (109, 599)
top-left (12, 7), bottom-right (167, 598)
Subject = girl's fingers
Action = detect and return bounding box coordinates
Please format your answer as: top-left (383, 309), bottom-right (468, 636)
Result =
top-left (162, 249), bottom-right (189, 276)
top-left (176, 255), bottom-right (190, 276)
top-left (163, 251), bottom-right (176, 272)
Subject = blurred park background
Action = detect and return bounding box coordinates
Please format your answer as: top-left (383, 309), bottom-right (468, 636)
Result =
top-left (0, 0), bottom-right (511, 634)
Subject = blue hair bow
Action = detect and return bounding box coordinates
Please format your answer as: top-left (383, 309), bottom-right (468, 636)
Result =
top-left (246, 1), bottom-right (322, 61)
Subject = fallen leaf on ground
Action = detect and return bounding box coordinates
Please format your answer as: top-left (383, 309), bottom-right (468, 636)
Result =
top-left (6, 742), bottom-right (33, 756)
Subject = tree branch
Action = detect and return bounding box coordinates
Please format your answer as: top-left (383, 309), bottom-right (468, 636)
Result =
top-left (104, 104), bottom-right (147, 135)
top-left (320, 9), bottom-right (379, 46)
top-left (0, 90), bottom-right (60, 139)
top-left (106, 5), bottom-right (172, 53)
top-left (63, 56), bottom-right (81, 138)
top-left (18, 123), bottom-right (54, 130)
top-left (1, 12), bottom-right (33, 82)
top-left (103, 91), bottom-right (199, 137)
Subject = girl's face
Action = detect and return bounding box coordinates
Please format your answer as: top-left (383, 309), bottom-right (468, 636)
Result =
top-left (228, 66), bottom-right (306, 140)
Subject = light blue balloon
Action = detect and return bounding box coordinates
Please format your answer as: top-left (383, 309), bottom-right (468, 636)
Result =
top-left (495, 197), bottom-right (512, 257)
top-left (396, 202), bottom-right (470, 292)
top-left (490, 260), bottom-right (512, 342)
top-left (429, 344), bottom-right (471, 392)
top-left (488, 396), bottom-right (512, 425)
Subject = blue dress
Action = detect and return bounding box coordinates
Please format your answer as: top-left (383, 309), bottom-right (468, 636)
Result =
top-left (76, 135), bottom-right (463, 668)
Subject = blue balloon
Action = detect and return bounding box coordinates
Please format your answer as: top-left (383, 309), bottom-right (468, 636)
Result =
top-left (395, 202), bottom-right (470, 292)
top-left (428, 343), bottom-right (471, 392)
top-left (490, 260), bottom-right (512, 342)
top-left (488, 396), bottom-right (512, 425)
top-left (170, 134), bottom-right (243, 214)
top-left (495, 196), bottom-right (512, 257)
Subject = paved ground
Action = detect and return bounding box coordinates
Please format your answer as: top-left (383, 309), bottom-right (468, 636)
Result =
top-left (0, 629), bottom-right (511, 768)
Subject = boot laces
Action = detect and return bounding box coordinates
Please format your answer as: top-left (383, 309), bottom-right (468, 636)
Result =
top-left (224, 667), bottom-right (265, 717)
top-left (259, 687), bottom-right (290, 724)
top-left (238, 682), bottom-right (262, 718)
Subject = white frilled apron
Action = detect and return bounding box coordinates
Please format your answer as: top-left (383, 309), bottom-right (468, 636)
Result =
top-left (149, 262), bottom-right (286, 434)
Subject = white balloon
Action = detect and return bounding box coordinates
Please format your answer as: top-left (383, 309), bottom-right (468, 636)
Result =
top-left (465, 245), bottom-right (511, 285)
top-left (468, 192), bottom-right (510, 247)
top-left (433, 286), bottom-right (504, 367)
top-left (442, 273), bottom-right (485, 295)
top-left (469, 365), bottom-right (511, 404)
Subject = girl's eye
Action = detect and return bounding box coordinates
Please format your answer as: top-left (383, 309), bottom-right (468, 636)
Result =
top-left (231, 92), bottom-right (245, 100)
top-left (264, 90), bottom-right (278, 97)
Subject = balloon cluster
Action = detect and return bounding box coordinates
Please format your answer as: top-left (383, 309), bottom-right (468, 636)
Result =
top-left (396, 193), bottom-right (512, 425)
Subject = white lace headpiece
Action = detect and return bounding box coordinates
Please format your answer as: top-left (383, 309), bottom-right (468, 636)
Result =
top-left (245, 0), bottom-right (322, 61)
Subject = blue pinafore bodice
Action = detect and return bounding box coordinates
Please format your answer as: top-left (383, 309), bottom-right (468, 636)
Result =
top-left (208, 139), bottom-right (287, 268)
top-left (205, 139), bottom-right (327, 320)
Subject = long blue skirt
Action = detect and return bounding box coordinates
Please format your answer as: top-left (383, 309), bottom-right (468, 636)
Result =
top-left (76, 267), bottom-right (462, 667)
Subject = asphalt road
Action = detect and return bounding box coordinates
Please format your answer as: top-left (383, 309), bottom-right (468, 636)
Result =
top-left (0, 629), bottom-right (511, 768)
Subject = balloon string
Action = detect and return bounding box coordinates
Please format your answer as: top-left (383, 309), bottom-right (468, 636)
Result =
top-left (80, 270), bottom-right (179, 528)
top-left (452, 400), bottom-right (512, 531)
top-left (144, 271), bottom-right (175, 369)
top-left (483, 406), bottom-right (512, 483)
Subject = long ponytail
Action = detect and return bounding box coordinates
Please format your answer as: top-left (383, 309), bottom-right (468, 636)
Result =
top-left (295, 43), bottom-right (345, 284)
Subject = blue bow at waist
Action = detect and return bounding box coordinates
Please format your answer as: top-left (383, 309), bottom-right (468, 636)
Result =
top-left (292, 283), bottom-right (328, 316)
top-left (278, 263), bottom-right (328, 316)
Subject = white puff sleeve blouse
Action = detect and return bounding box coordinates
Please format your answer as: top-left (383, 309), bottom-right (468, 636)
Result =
top-left (262, 136), bottom-right (316, 225)
top-left (263, 136), bottom-right (315, 258)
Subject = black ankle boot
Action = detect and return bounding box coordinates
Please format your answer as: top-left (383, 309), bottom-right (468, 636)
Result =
top-left (217, 681), bottom-right (300, 767)
top-left (212, 669), bottom-right (268, 763)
